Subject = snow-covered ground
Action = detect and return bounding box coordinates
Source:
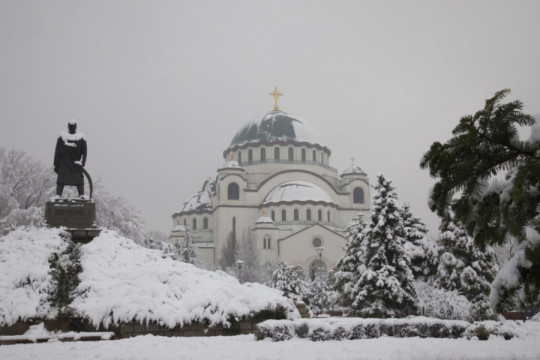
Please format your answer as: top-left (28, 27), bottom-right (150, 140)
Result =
top-left (1, 331), bottom-right (540, 360)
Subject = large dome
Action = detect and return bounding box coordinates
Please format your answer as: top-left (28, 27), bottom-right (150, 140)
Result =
top-left (230, 110), bottom-right (321, 147)
top-left (262, 181), bottom-right (334, 205)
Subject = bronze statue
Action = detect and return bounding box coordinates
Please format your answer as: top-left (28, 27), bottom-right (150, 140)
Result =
top-left (53, 120), bottom-right (87, 198)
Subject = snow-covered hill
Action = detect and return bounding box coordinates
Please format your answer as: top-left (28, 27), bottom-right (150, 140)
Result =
top-left (0, 228), bottom-right (298, 329)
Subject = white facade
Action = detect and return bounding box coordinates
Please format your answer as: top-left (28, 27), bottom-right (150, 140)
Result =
top-left (170, 109), bottom-right (370, 274)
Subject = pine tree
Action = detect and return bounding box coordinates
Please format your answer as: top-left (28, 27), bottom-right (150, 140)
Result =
top-left (308, 269), bottom-right (338, 312)
top-left (334, 216), bottom-right (367, 306)
top-left (420, 89), bottom-right (540, 309)
top-left (401, 203), bottom-right (435, 279)
top-left (266, 260), bottom-right (309, 297)
top-left (175, 226), bottom-right (202, 267)
top-left (435, 220), bottom-right (498, 320)
top-left (351, 174), bottom-right (418, 318)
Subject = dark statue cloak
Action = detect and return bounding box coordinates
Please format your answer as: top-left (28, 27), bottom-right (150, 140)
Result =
top-left (54, 131), bottom-right (87, 185)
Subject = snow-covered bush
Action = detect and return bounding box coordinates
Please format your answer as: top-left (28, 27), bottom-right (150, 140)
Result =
top-left (416, 281), bottom-right (472, 321)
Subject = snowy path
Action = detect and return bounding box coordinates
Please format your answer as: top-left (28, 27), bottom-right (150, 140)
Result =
top-left (1, 334), bottom-right (539, 360)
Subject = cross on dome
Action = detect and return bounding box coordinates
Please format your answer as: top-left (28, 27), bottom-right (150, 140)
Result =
top-left (269, 87), bottom-right (283, 111)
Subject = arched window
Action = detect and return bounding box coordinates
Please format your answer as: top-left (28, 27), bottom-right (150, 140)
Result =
top-left (192, 218), bottom-right (197, 230)
top-left (288, 147), bottom-right (294, 161)
top-left (353, 187), bottom-right (364, 204)
top-left (306, 209), bottom-right (312, 221)
top-left (301, 149), bottom-right (306, 162)
top-left (228, 183), bottom-right (239, 200)
top-left (312, 150), bottom-right (316, 162)
top-left (260, 148), bottom-right (266, 162)
top-left (318, 209), bottom-right (322, 221)
top-left (203, 217), bottom-right (208, 229)
top-left (271, 210), bottom-right (275, 222)
top-left (263, 236), bottom-right (272, 249)
top-left (248, 149), bottom-right (253, 164)
top-left (237, 151), bottom-right (242, 165)
top-left (274, 147), bottom-right (280, 161)
top-left (281, 209), bottom-right (286, 221)
top-left (327, 210), bottom-right (330, 222)
top-left (294, 209), bottom-right (299, 221)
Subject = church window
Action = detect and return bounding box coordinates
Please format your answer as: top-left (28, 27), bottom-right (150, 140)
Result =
top-left (312, 150), bottom-right (316, 162)
top-left (203, 217), bottom-right (208, 229)
top-left (248, 149), bottom-right (253, 164)
top-left (307, 209), bottom-right (312, 221)
top-left (261, 148), bottom-right (266, 162)
top-left (318, 209), bottom-right (322, 221)
top-left (327, 210), bottom-right (330, 222)
top-left (301, 149), bottom-right (306, 162)
top-left (237, 151), bottom-right (242, 165)
top-left (288, 147), bottom-right (294, 161)
top-left (228, 183), bottom-right (239, 200)
top-left (271, 210), bottom-right (275, 222)
top-left (183, 218), bottom-right (187, 226)
top-left (353, 187), bottom-right (364, 204)
top-left (294, 209), bottom-right (299, 221)
top-left (281, 209), bottom-right (286, 221)
top-left (274, 147), bottom-right (280, 161)
top-left (192, 218), bottom-right (197, 230)
top-left (312, 237), bottom-right (322, 248)
top-left (263, 236), bottom-right (272, 249)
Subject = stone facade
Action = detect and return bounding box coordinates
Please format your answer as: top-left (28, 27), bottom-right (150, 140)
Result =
top-left (170, 109), bottom-right (370, 273)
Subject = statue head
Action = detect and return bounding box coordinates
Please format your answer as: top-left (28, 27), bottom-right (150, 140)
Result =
top-left (68, 120), bottom-right (77, 134)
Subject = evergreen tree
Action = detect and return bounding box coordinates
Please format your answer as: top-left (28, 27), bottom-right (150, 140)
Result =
top-left (334, 216), bottom-right (367, 306)
top-left (234, 233), bottom-right (264, 283)
top-left (266, 260), bottom-right (309, 296)
top-left (351, 174), bottom-right (418, 318)
top-left (435, 220), bottom-right (498, 320)
top-left (420, 89), bottom-right (540, 309)
top-left (175, 226), bottom-right (202, 267)
top-left (401, 203), bottom-right (435, 279)
top-left (308, 269), bottom-right (338, 312)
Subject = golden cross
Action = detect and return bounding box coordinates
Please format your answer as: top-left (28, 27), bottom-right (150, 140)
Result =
top-left (351, 156), bottom-right (355, 167)
top-left (229, 151), bottom-right (233, 161)
top-left (263, 208), bottom-right (267, 216)
top-left (269, 86), bottom-right (283, 111)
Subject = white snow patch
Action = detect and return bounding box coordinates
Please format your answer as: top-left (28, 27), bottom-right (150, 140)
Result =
top-left (263, 181), bottom-right (334, 205)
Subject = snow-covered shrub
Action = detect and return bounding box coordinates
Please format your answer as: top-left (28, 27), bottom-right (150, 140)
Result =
top-left (416, 281), bottom-right (472, 321)
top-left (0, 228), bottom-right (67, 326)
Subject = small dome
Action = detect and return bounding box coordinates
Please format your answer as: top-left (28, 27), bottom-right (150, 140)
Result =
top-left (178, 191), bottom-right (212, 213)
top-left (341, 166), bottom-right (367, 176)
top-left (230, 110), bottom-right (321, 146)
top-left (255, 216), bottom-right (275, 224)
top-left (219, 160), bottom-right (243, 170)
top-left (263, 181), bottom-right (334, 205)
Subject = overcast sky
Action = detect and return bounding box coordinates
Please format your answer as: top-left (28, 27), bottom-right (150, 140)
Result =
top-left (1, 1), bottom-right (539, 235)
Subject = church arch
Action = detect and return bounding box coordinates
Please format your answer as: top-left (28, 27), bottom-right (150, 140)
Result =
top-left (306, 209), bottom-right (312, 221)
top-left (318, 209), bottom-right (322, 221)
top-left (260, 147), bottom-right (266, 162)
top-left (294, 209), bottom-right (299, 221)
top-left (281, 209), bottom-right (287, 222)
top-left (353, 187), bottom-right (364, 204)
top-left (228, 183), bottom-right (239, 200)
top-left (274, 147), bottom-right (280, 161)
top-left (312, 150), bottom-right (316, 162)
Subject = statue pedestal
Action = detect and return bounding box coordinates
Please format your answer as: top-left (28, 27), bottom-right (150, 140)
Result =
top-left (45, 199), bottom-right (100, 243)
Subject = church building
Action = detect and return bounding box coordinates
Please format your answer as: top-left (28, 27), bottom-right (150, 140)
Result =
top-left (170, 88), bottom-right (370, 276)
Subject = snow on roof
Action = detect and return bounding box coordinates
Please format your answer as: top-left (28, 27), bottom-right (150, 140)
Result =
top-left (230, 110), bottom-right (322, 147)
top-left (256, 216), bottom-right (275, 224)
top-left (219, 161), bottom-right (243, 170)
top-left (172, 225), bottom-right (186, 232)
top-left (341, 166), bottom-right (367, 176)
top-left (71, 230), bottom-right (298, 328)
top-left (263, 181), bottom-right (334, 205)
top-left (179, 191), bottom-right (212, 213)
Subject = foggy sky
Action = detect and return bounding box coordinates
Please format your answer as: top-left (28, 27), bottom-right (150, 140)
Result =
top-left (1, 1), bottom-right (539, 235)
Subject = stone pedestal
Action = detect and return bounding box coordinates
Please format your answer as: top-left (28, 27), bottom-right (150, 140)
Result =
top-left (45, 199), bottom-right (100, 243)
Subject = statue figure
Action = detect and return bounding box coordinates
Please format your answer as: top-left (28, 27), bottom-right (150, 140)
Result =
top-left (53, 120), bottom-right (87, 198)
